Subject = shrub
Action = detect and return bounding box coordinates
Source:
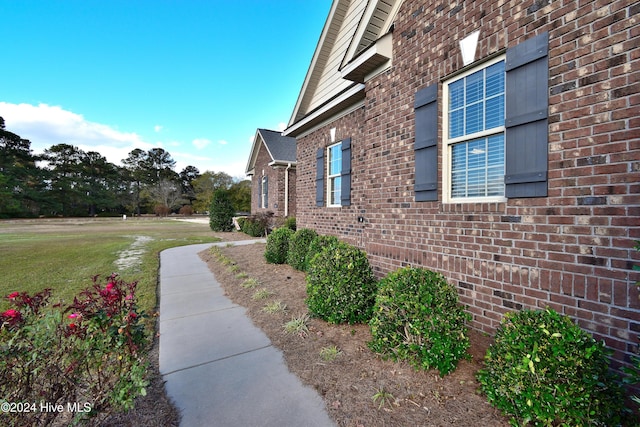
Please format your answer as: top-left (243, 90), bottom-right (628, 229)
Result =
top-left (368, 267), bottom-right (471, 376)
top-left (0, 276), bottom-right (148, 425)
top-left (283, 216), bottom-right (296, 231)
top-left (305, 234), bottom-right (340, 268)
top-left (209, 189), bottom-right (235, 231)
top-left (154, 204), bottom-right (171, 217)
top-left (264, 227), bottom-right (294, 264)
top-left (305, 241), bottom-right (377, 324)
top-left (179, 205), bottom-right (193, 216)
top-left (240, 213), bottom-right (270, 237)
top-left (287, 228), bottom-right (318, 271)
top-left (477, 308), bottom-right (627, 426)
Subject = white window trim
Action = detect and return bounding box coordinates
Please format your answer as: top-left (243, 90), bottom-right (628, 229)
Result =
top-left (326, 142), bottom-right (342, 207)
top-left (261, 175), bottom-right (267, 208)
top-left (442, 55), bottom-right (507, 204)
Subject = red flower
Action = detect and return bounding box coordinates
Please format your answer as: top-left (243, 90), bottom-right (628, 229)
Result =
top-left (1, 308), bottom-right (23, 326)
top-left (7, 292), bottom-right (19, 300)
top-left (68, 313), bottom-right (80, 319)
top-left (4, 308), bottom-right (19, 317)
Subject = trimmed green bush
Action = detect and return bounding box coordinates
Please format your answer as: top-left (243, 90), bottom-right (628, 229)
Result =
top-left (283, 216), bottom-right (296, 231)
top-left (264, 227), bottom-right (294, 264)
top-left (305, 241), bottom-right (377, 324)
top-left (368, 267), bottom-right (471, 376)
top-left (209, 189), bottom-right (235, 232)
top-left (477, 308), bottom-right (627, 426)
top-left (305, 234), bottom-right (340, 268)
top-left (287, 228), bottom-right (318, 271)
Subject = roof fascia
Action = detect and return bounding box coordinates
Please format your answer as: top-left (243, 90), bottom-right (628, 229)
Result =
top-left (244, 129), bottom-right (274, 175)
top-left (341, 0), bottom-right (403, 68)
top-left (288, 0), bottom-right (347, 127)
top-left (284, 83), bottom-right (365, 138)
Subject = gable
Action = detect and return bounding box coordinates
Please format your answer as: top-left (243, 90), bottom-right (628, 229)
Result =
top-left (245, 129), bottom-right (296, 176)
top-left (286, 0), bottom-right (403, 137)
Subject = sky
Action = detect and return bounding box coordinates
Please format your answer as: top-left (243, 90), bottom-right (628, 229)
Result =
top-left (0, 1), bottom-right (331, 179)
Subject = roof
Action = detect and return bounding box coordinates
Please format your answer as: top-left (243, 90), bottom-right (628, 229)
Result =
top-left (245, 129), bottom-right (297, 176)
top-left (284, 0), bottom-right (402, 137)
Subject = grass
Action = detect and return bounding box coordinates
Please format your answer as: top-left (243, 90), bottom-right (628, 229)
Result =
top-left (263, 300), bottom-right (287, 314)
top-left (240, 278), bottom-right (260, 289)
top-left (319, 345), bottom-right (343, 361)
top-left (0, 217), bottom-right (221, 316)
top-left (251, 288), bottom-right (274, 301)
top-left (283, 314), bottom-right (310, 337)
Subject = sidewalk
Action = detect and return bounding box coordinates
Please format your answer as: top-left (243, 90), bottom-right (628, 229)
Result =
top-left (159, 241), bottom-right (334, 427)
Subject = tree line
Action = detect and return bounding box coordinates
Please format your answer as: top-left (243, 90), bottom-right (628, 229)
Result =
top-left (0, 117), bottom-right (250, 218)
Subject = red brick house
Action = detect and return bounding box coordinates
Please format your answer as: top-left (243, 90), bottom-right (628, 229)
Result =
top-left (284, 0), bottom-right (640, 371)
top-left (245, 128), bottom-right (297, 218)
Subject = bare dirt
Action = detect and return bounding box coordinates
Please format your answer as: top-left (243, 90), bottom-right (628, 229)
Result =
top-left (198, 235), bottom-right (511, 427)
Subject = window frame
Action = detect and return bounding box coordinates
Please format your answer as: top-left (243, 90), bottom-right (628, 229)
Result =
top-left (442, 55), bottom-right (507, 204)
top-left (260, 175), bottom-right (268, 208)
top-left (326, 142), bottom-right (342, 207)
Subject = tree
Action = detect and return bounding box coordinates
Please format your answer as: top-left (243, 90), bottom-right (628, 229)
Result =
top-left (122, 149), bottom-right (149, 215)
top-left (208, 189), bottom-right (235, 232)
top-left (43, 144), bottom-right (86, 215)
top-left (179, 166), bottom-right (200, 207)
top-left (0, 117), bottom-right (44, 217)
top-left (228, 179), bottom-right (251, 212)
top-left (192, 171), bottom-right (233, 213)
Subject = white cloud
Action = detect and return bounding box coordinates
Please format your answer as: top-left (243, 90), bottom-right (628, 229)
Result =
top-left (154, 125), bottom-right (163, 132)
top-left (218, 139), bottom-right (228, 145)
top-left (248, 134), bottom-right (256, 144)
top-left (0, 102), bottom-right (249, 179)
top-left (192, 138), bottom-right (211, 149)
top-left (0, 102), bottom-right (153, 165)
top-left (277, 122), bottom-right (286, 131)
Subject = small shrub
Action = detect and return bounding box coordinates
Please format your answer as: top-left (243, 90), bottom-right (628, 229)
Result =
top-left (154, 204), bottom-right (171, 217)
top-left (368, 267), bottom-right (471, 376)
top-left (264, 227), bottom-right (294, 264)
top-left (305, 241), bottom-right (377, 324)
top-left (287, 228), bottom-right (318, 271)
top-left (240, 213), bottom-right (270, 237)
top-left (178, 205), bottom-right (193, 216)
top-left (0, 276), bottom-right (149, 426)
top-left (283, 216), bottom-right (296, 231)
top-left (477, 308), bottom-right (627, 426)
top-left (209, 189), bottom-right (235, 232)
top-left (305, 234), bottom-right (340, 269)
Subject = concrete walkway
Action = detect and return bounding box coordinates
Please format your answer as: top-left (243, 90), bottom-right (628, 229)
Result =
top-left (159, 241), bottom-right (334, 427)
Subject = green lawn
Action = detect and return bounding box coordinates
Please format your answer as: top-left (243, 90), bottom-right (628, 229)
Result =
top-left (0, 217), bottom-right (220, 315)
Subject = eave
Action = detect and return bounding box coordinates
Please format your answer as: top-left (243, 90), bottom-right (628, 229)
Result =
top-left (340, 31), bottom-right (393, 83)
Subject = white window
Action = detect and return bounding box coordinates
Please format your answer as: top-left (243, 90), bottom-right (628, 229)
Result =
top-left (327, 142), bottom-right (342, 206)
top-left (260, 175), bottom-right (268, 208)
top-left (443, 56), bottom-right (506, 202)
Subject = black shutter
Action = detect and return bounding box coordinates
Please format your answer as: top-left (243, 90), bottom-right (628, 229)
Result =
top-left (341, 138), bottom-right (352, 206)
top-left (505, 32), bottom-right (549, 198)
top-left (264, 176), bottom-right (268, 208)
top-left (414, 83), bottom-right (438, 202)
top-left (315, 148), bottom-right (325, 207)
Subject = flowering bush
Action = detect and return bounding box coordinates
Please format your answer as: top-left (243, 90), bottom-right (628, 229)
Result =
top-left (0, 275), bottom-right (149, 426)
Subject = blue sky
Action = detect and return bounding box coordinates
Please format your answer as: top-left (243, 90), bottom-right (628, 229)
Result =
top-left (0, 1), bottom-right (330, 179)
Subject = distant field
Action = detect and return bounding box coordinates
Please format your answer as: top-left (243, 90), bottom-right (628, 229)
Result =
top-left (0, 217), bottom-right (219, 314)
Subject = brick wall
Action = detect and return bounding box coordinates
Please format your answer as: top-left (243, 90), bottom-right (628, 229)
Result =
top-left (295, 0), bottom-right (640, 371)
top-left (251, 142), bottom-right (297, 217)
